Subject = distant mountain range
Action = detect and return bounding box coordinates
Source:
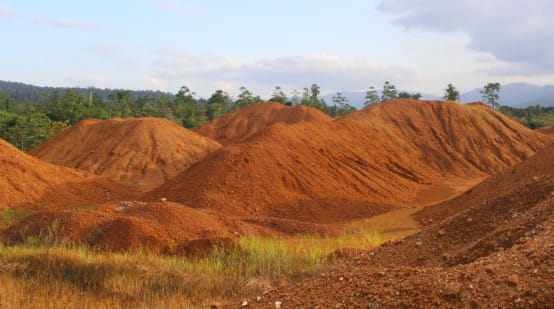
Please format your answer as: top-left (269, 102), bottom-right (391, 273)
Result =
top-left (322, 83), bottom-right (554, 108)
top-left (0, 80), bottom-right (174, 103)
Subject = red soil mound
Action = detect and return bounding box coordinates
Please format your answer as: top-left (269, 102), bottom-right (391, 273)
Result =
top-left (192, 102), bottom-right (332, 145)
top-left (250, 141), bottom-right (554, 308)
top-left (2, 201), bottom-right (232, 255)
top-left (537, 126), bottom-right (554, 135)
top-left (0, 139), bottom-right (134, 210)
top-left (147, 100), bottom-right (549, 232)
top-left (29, 117), bottom-right (222, 188)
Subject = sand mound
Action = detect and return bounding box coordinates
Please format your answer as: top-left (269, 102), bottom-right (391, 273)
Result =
top-left (0, 139), bottom-right (134, 210)
top-left (2, 201), bottom-right (232, 255)
top-left (29, 117), bottom-right (222, 188)
top-left (251, 142), bottom-right (554, 308)
top-left (537, 126), bottom-right (554, 135)
top-left (147, 100), bottom-right (549, 230)
top-left (192, 102), bottom-right (332, 145)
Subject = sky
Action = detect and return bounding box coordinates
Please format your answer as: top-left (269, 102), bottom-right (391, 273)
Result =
top-left (1, 0), bottom-right (553, 98)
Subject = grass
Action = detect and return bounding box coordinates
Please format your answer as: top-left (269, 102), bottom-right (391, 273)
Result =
top-left (0, 228), bottom-right (383, 308)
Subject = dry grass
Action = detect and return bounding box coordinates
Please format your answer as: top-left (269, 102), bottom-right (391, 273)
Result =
top-left (0, 229), bottom-right (382, 308)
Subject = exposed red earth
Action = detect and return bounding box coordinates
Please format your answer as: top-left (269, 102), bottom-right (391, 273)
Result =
top-left (0, 139), bottom-right (134, 210)
top-left (242, 143), bottom-right (554, 308)
top-left (537, 126), bottom-right (554, 135)
top-left (192, 102), bottom-right (332, 146)
top-left (147, 100), bottom-right (549, 235)
top-left (29, 117), bottom-right (222, 189)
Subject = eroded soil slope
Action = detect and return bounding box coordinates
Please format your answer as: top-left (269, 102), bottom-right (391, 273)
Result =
top-left (29, 117), bottom-right (222, 188)
top-left (250, 143), bottom-right (554, 308)
top-left (192, 102), bottom-right (332, 146)
top-left (2, 201), bottom-right (232, 255)
top-left (0, 139), bottom-right (134, 210)
top-left (148, 100), bottom-right (549, 229)
top-left (537, 126), bottom-right (554, 135)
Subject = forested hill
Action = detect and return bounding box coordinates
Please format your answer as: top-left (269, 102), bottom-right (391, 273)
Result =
top-left (0, 80), bottom-right (174, 104)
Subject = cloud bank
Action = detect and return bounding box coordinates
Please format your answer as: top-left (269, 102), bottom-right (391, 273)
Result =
top-left (379, 0), bottom-right (554, 74)
top-left (151, 50), bottom-right (413, 95)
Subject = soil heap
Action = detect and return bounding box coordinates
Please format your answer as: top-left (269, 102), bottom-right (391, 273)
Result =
top-left (0, 139), bottom-right (133, 210)
top-left (192, 102), bottom-right (332, 145)
top-left (147, 100), bottom-right (550, 231)
top-left (537, 126), bottom-right (554, 135)
top-left (29, 117), bottom-right (222, 188)
top-left (2, 201), bottom-right (232, 256)
top-left (250, 142), bottom-right (554, 308)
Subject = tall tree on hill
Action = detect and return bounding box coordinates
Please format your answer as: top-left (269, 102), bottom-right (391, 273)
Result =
top-left (269, 86), bottom-right (288, 103)
top-left (480, 82), bottom-right (502, 109)
top-left (332, 92), bottom-right (348, 108)
top-left (443, 83), bottom-right (460, 101)
top-left (364, 86), bottom-right (380, 107)
top-left (234, 86), bottom-right (258, 110)
top-left (381, 81), bottom-right (398, 101)
top-left (398, 92), bottom-right (422, 100)
top-left (301, 84), bottom-right (326, 110)
top-left (174, 86), bottom-right (199, 127)
top-left (207, 90), bottom-right (232, 120)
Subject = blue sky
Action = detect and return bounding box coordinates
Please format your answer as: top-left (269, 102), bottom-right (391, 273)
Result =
top-left (1, 0), bottom-right (553, 98)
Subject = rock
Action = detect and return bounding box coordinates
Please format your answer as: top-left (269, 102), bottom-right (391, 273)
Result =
top-left (507, 274), bottom-right (520, 286)
top-left (438, 230), bottom-right (446, 236)
top-left (275, 301), bottom-right (282, 308)
top-left (159, 197), bottom-right (167, 202)
top-left (241, 300), bottom-right (249, 306)
top-left (415, 241), bottom-right (423, 247)
top-left (210, 302), bottom-right (222, 309)
top-left (256, 296), bottom-right (261, 302)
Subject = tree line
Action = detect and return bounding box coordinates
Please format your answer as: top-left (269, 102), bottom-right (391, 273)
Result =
top-left (0, 81), bottom-right (550, 151)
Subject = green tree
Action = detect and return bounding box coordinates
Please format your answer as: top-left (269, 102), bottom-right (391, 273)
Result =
top-left (206, 90), bottom-right (232, 120)
top-left (364, 86), bottom-right (380, 107)
top-left (397, 92), bottom-right (421, 100)
top-left (480, 82), bottom-right (501, 109)
top-left (443, 83), bottom-right (460, 101)
top-left (332, 92), bottom-right (349, 109)
top-left (174, 86), bottom-right (199, 127)
top-left (300, 84), bottom-right (325, 109)
top-left (234, 86), bottom-right (258, 109)
top-left (269, 86), bottom-right (287, 103)
top-left (381, 81), bottom-right (397, 101)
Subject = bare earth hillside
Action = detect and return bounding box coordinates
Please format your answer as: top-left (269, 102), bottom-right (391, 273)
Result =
top-left (147, 100), bottom-right (549, 233)
top-left (0, 139), bottom-right (134, 210)
top-left (29, 117), bottom-right (222, 188)
top-left (249, 143), bottom-right (554, 308)
top-left (192, 102), bottom-right (332, 146)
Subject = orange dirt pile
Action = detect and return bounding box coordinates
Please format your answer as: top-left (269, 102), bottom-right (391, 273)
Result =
top-left (29, 117), bottom-right (222, 188)
top-left (537, 126), bottom-right (554, 135)
top-left (192, 102), bottom-right (332, 145)
top-left (0, 139), bottom-right (134, 210)
top-left (147, 100), bottom-right (549, 233)
top-left (249, 143), bottom-right (554, 308)
top-left (2, 201), bottom-right (232, 255)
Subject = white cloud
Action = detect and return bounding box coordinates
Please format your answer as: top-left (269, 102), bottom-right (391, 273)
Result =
top-left (151, 50), bottom-right (413, 96)
top-left (34, 17), bottom-right (97, 31)
top-left (379, 0), bottom-right (554, 74)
